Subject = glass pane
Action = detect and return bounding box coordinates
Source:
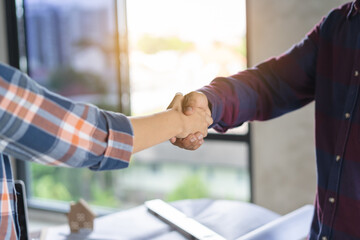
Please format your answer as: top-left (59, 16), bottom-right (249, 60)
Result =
top-left (126, 0), bottom-right (250, 206)
top-left (24, 0), bottom-right (125, 207)
top-left (25, 0), bottom-right (119, 110)
top-left (23, 0), bottom-right (249, 210)
top-left (30, 140), bottom-right (250, 209)
top-left (128, 141), bottom-right (250, 202)
top-left (127, 0), bottom-right (248, 135)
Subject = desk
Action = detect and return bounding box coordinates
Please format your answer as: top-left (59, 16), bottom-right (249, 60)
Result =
top-left (39, 199), bottom-right (281, 240)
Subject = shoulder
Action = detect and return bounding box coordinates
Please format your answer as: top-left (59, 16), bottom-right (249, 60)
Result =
top-left (320, 2), bottom-right (353, 30)
top-left (308, 2), bottom-right (354, 43)
top-left (324, 2), bottom-right (353, 23)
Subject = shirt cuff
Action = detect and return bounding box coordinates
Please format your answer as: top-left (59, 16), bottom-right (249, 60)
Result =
top-left (90, 111), bottom-right (134, 171)
top-left (198, 86), bottom-right (224, 130)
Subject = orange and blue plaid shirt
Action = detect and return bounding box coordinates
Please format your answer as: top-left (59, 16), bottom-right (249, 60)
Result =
top-left (0, 63), bottom-right (134, 239)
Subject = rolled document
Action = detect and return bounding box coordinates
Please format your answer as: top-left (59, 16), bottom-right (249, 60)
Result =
top-left (236, 205), bottom-right (314, 240)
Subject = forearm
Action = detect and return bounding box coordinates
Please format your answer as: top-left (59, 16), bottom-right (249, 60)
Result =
top-left (199, 34), bottom-right (317, 132)
top-left (130, 109), bottom-right (183, 153)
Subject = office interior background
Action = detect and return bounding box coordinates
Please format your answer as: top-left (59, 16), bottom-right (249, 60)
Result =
top-left (0, 0), bottom-right (348, 233)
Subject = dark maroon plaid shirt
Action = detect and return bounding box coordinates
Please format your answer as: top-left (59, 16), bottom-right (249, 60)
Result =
top-left (200, 1), bottom-right (360, 239)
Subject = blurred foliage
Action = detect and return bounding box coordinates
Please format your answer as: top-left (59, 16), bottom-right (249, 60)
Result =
top-left (32, 164), bottom-right (212, 208)
top-left (137, 35), bottom-right (194, 54)
top-left (48, 67), bottom-right (107, 95)
top-left (89, 184), bottom-right (119, 207)
top-left (31, 164), bottom-right (121, 208)
top-left (33, 175), bottom-right (72, 201)
top-left (166, 174), bottom-right (210, 201)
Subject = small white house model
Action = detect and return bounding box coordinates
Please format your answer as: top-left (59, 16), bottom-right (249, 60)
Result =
top-left (67, 199), bottom-right (96, 233)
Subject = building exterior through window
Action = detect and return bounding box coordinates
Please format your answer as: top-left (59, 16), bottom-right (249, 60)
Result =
top-left (13, 0), bottom-right (250, 211)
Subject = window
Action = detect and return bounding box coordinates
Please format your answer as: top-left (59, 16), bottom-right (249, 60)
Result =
top-left (126, 0), bottom-right (251, 203)
top-left (9, 0), bottom-right (251, 212)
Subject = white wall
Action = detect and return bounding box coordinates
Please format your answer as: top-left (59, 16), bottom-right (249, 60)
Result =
top-left (0, 0), bottom-right (8, 63)
top-left (248, 0), bottom-right (349, 214)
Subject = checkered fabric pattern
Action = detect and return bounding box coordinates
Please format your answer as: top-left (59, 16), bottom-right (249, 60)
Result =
top-left (0, 63), bottom-right (134, 239)
top-left (199, 1), bottom-right (360, 239)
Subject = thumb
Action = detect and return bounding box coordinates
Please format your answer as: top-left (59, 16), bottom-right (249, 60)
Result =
top-left (167, 92), bottom-right (183, 110)
top-left (182, 91), bottom-right (206, 116)
top-left (183, 106), bottom-right (194, 116)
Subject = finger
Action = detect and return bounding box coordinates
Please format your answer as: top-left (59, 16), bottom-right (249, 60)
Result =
top-left (182, 92), bottom-right (200, 115)
top-left (199, 118), bottom-right (209, 137)
top-left (186, 134), bottom-right (203, 149)
top-left (206, 115), bottom-right (213, 126)
top-left (200, 128), bottom-right (208, 138)
top-left (184, 91), bottom-right (205, 107)
top-left (171, 139), bottom-right (184, 149)
top-left (167, 92), bottom-right (183, 109)
top-left (170, 137), bottom-right (176, 144)
top-left (173, 138), bottom-right (204, 150)
top-left (187, 140), bottom-right (204, 150)
top-left (183, 91), bottom-right (210, 116)
top-left (205, 107), bottom-right (211, 117)
top-left (184, 106), bottom-right (194, 116)
top-left (176, 136), bottom-right (199, 150)
top-left (173, 138), bottom-right (196, 149)
top-left (185, 133), bottom-right (198, 143)
top-left (194, 132), bottom-right (204, 141)
top-left (191, 144), bottom-right (203, 150)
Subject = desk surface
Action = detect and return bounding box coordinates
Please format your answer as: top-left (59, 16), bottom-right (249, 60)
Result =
top-left (39, 199), bottom-right (281, 240)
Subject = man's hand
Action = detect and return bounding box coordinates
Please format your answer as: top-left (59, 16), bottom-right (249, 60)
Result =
top-left (168, 91), bottom-right (212, 150)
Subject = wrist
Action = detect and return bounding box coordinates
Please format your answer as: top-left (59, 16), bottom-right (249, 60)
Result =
top-left (168, 109), bottom-right (186, 137)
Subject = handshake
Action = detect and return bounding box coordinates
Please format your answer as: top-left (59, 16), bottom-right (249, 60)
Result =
top-left (167, 91), bottom-right (213, 150)
top-left (129, 91), bottom-right (212, 153)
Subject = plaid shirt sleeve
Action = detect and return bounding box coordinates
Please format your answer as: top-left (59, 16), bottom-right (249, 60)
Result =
top-left (0, 63), bottom-right (133, 171)
top-left (198, 19), bottom-right (322, 133)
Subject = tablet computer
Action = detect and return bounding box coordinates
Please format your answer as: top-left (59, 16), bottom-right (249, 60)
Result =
top-left (15, 180), bottom-right (29, 240)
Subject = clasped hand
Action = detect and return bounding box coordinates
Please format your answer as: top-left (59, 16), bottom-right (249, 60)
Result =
top-left (167, 92), bottom-right (212, 150)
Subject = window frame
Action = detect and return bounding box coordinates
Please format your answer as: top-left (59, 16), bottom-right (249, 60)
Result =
top-left (5, 0), bottom-right (253, 213)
